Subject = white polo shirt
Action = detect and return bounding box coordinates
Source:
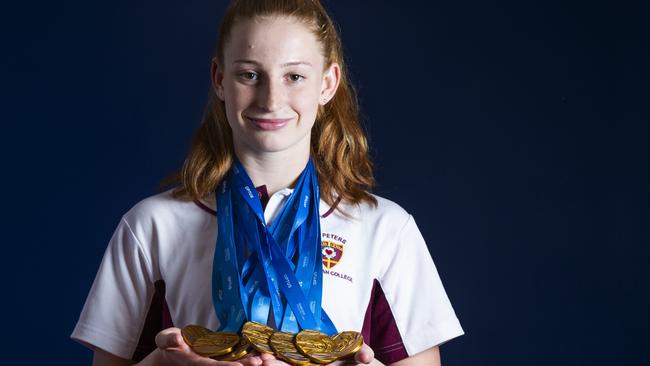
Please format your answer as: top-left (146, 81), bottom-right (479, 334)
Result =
top-left (71, 188), bottom-right (464, 363)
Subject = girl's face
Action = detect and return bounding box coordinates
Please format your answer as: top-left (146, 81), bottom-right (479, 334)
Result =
top-left (213, 16), bottom-right (340, 158)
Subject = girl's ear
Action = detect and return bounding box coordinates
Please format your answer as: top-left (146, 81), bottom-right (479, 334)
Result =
top-left (320, 62), bottom-right (341, 105)
top-left (211, 58), bottom-right (225, 101)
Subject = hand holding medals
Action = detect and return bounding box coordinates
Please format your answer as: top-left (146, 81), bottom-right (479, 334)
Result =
top-left (181, 322), bottom-right (363, 365)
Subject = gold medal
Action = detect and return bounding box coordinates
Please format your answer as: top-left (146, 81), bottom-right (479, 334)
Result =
top-left (189, 331), bottom-right (240, 357)
top-left (331, 331), bottom-right (363, 359)
top-left (269, 331), bottom-right (318, 365)
top-left (241, 321), bottom-right (275, 354)
top-left (183, 321), bottom-right (361, 364)
top-left (181, 325), bottom-right (210, 347)
top-left (300, 330), bottom-right (363, 364)
top-left (214, 337), bottom-right (251, 361)
top-left (294, 330), bottom-right (337, 364)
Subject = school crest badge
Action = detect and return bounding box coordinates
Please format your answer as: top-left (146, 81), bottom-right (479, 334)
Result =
top-left (321, 240), bottom-right (344, 269)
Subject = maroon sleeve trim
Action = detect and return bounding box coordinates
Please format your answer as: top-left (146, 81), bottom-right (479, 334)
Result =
top-left (361, 279), bottom-right (409, 364)
top-left (131, 280), bottom-right (174, 362)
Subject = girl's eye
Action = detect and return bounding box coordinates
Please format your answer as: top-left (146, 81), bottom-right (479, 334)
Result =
top-left (239, 72), bottom-right (258, 81)
top-left (289, 74), bottom-right (305, 82)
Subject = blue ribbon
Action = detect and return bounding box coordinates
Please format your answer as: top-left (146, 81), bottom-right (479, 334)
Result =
top-left (212, 159), bottom-right (337, 335)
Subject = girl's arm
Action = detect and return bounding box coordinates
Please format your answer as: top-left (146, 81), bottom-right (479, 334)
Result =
top-left (357, 345), bottom-right (440, 366)
top-left (92, 348), bottom-right (133, 366)
top-left (389, 346), bottom-right (441, 366)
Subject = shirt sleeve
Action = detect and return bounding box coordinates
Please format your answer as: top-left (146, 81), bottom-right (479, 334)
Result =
top-left (71, 217), bottom-right (155, 359)
top-left (376, 214), bottom-right (464, 357)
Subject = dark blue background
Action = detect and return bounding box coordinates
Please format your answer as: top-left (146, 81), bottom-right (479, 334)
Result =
top-left (2, 1), bottom-right (648, 365)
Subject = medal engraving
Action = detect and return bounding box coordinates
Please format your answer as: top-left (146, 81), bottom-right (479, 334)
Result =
top-left (181, 325), bottom-right (210, 346)
top-left (181, 325), bottom-right (240, 357)
top-left (295, 330), bottom-right (337, 364)
top-left (269, 331), bottom-right (318, 365)
top-left (242, 321), bottom-right (275, 354)
top-left (214, 337), bottom-right (251, 361)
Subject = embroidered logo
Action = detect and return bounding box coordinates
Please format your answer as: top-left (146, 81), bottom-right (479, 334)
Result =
top-left (321, 240), bottom-right (343, 269)
top-left (321, 233), bottom-right (352, 282)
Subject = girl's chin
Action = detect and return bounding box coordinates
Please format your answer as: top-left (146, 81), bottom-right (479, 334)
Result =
top-left (236, 138), bottom-right (310, 156)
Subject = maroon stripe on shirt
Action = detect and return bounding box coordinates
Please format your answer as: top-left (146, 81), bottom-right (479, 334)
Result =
top-left (321, 196), bottom-right (341, 218)
top-left (162, 296), bottom-right (173, 329)
top-left (361, 279), bottom-right (409, 364)
top-left (132, 280), bottom-right (174, 362)
top-left (194, 199), bottom-right (216, 216)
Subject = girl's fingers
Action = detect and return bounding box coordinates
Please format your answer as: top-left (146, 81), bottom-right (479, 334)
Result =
top-left (155, 327), bottom-right (184, 349)
top-left (239, 356), bottom-right (264, 366)
top-left (152, 327), bottom-right (250, 366)
top-left (354, 343), bottom-right (375, 364)
top-left (184, 352), bottom-right (243, 366)
top-left (259, 353), bottom-right (276, 361)
top-left (261, 360), bottom-right (290, 366)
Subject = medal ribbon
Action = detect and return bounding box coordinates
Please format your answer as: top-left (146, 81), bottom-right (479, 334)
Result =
top-left (212, 159), bottom-right (337, 335)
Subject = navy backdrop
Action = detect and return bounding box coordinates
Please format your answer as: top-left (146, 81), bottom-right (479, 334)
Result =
top-left (2, 1), bottom-right (648, 365)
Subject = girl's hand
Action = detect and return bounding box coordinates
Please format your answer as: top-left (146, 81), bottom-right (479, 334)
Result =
top-left (155, 327), bottom-right (265, 366)
top-left (255, 343), bottom-right (375, 366)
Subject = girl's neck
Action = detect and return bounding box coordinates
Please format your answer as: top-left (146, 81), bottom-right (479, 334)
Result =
top-left (235, 147), bottom-right (310, 197)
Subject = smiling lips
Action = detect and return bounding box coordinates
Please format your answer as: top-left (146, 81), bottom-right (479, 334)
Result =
top-left (246, 117), bottom-right (293, 131)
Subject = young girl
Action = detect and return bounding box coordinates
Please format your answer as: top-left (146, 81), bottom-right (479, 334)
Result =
top-left (72, 1), bottom-right (464, 365)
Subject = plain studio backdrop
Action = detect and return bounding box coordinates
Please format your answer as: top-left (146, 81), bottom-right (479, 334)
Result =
top-left (1, 1), bottom-right (648, 365)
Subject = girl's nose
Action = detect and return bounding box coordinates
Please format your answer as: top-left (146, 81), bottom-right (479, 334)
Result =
top-left (256, 78), bottom-right (283, 112)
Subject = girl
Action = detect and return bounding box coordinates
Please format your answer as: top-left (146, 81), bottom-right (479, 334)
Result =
top-left (72, 1), bottom-right (464, 365)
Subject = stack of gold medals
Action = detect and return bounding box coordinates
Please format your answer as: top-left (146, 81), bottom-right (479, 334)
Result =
top-left (181, 321), bottom-right (363, 365)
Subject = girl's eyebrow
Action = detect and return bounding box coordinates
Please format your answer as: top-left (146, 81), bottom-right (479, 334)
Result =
top-left (232, 59), bottom-right (313, 68)
top-left (281, 61), bottom-right (313, 67)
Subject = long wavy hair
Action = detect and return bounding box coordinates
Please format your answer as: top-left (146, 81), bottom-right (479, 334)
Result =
top-left (165, 0), bottom-right (376, 208)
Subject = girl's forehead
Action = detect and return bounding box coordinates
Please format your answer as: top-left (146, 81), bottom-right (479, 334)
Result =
top-left (224, 16), bottom-right (324, 66)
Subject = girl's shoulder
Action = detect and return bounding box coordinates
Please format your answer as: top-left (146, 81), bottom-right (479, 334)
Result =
top-left (328, 192), bottom-right (413, 226)
top-left (120, 188), bottom-right (214, 240)
top-left (123, 188), bottom-right (192, 219)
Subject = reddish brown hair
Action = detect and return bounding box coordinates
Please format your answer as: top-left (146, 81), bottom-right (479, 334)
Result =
top-left (165, 0), bottom-right (376, 208)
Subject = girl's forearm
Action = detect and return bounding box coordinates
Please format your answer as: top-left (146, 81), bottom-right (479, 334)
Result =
top-left (133, 348), bottom-right (165, 366)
